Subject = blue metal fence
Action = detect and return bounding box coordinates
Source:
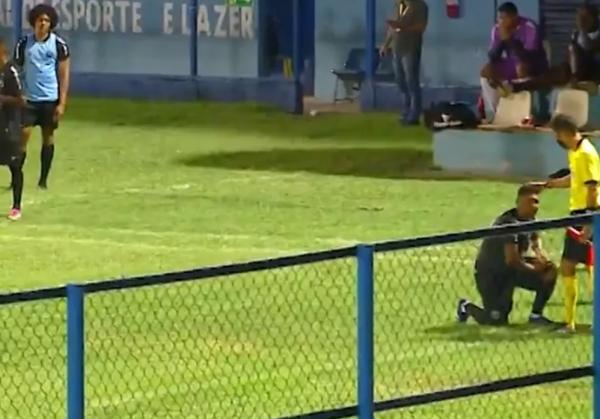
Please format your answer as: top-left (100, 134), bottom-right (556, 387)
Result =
top-left (0, 213), bottom-right (598, 418)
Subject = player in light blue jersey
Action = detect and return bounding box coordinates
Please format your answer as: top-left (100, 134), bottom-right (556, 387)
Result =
top-left (13, 4), bottom-right (70, 189)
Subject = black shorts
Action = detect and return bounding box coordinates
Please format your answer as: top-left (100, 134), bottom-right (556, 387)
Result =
top-left (475, 268), bottom-right (549, 324)
top-left (23, 101), bottom-right (58, 130)
top-left (562, 225), bottom-right (593, 265)
top-left (0, 137), bottom-right (21, 166)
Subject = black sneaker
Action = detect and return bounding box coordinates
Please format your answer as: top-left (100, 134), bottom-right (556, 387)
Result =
top-left (528, 314), bottom-right (557, 326)
top-left (38, 179), bottom-right (47, 190)
top-left (456, 298), bottom-right (469, 323)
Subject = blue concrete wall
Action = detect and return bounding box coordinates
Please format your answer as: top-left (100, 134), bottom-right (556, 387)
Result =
top-left (433, 129), bottom-right (578, 178)
top-left (315, 0), bottom-right (541, 104)
top-left (0, 0), bottom-right (544, 111)
top-left (9, 0), bottom-right (259, 77)
top-left (71, 73), bottom-right (299, 111)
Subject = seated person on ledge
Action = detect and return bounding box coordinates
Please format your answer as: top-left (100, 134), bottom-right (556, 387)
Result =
top-left (504, 4), bottom-right (600, 96)
top-left (480, 2), bottom-right (548, 119)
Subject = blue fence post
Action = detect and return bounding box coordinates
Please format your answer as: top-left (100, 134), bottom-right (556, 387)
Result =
top-left (189, 0), bottom-right (198, 77)
top-left (357, 244), bottom-right (374, 419)
top-left (67, 284), bottom-right (85, 419)
top-left (292, 0), bottom-right (304, 114)
top-left (595, 215), bottom-right (600, 419)
top-left (12, 0), bottom-right (22, 43)
top-left (361, 0), bottom-right (376, 111)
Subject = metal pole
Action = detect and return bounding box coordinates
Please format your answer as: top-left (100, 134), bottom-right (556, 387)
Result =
top-left (292, 0), bottom-right (304, 114)
top-left (67, 285), bottom-right (85, 419)
top-left (189, 0), bottom-right (199, 76)
top-left (12, 0), bottom-right (23, 43)
top-left (361, 0), bottom-right (376, 110)
top-left (365, 0), bottom-right (375, 81)
top-left (357, 245), bottom-right (374, 419)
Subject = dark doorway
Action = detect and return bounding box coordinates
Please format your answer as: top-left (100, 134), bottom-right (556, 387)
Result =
top-left (261, 0), bottom-right (315, 95)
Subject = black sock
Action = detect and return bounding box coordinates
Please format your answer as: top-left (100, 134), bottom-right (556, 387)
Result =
top-left (9, 164), bottom-right (23, 210)
top-left (9, 152), bottom-right (25, 188)
top-left (531, 280), bottom-right (557, 316)
top-left (40, 144), bottom-right (54, 186)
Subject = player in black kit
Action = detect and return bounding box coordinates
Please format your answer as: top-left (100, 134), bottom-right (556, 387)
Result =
top-left (0, 39), bottom-right (25, 220)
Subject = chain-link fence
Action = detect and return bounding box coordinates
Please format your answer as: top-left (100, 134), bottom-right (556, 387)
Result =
top-left (0, 215), bottom-right (597, 419)
top-left (373, 219), bottom-right (594, 418)
top-left (0, 293), bottom-right (66, 418)
top-left (83, 256), bottom-right (356, 419)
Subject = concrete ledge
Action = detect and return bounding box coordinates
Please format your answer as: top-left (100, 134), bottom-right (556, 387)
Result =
top-left (433, 128), bottom-right (580, 177)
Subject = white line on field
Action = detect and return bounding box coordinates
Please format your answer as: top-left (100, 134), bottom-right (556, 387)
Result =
top-left (216, 173), bottom-right (304, 184)
top-left (0, 233), bottom-right (301, 255)
top-left (88, 177), bottom-right (305, 196)
top-left (16, 223), bottom-right (362, 248)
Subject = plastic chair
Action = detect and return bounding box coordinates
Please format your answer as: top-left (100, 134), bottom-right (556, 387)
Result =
top-left (331, 48), bottom-right (379, 102)
top-left (492, 91), bottom-right (532, 127)
top-left (554, 88), bottom-right (590, 128)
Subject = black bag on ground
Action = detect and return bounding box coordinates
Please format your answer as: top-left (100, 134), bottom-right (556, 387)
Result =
top-left (424, 101), bottom-right (479, 131)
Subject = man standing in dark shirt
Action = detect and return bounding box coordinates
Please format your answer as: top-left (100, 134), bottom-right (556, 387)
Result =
top-left (457, 185), bottom-right (558, 325)
top-left (380, 0), bottom-right (428, 126)
top-left (0, 39), bottom-right (25, 220)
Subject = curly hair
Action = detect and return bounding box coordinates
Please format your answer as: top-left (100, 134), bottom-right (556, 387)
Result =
top-left (28, 4), bottom-right (58, 30)
top-left (580, 3), bottom-right (600, 31)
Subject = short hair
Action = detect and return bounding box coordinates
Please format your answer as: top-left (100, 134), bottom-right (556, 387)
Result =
top-left (498, 2), bottom-right (518, 15)
top-left (28, 4), bottom-right (58, 30)
top-left (550, 114), bottom-right (579, 134)
top-left (580, 3), bottom-right (600, 27)
top-left (582, 3), bottom-right (599, 16)
top-left (517, 184), bottom-right (540, 198)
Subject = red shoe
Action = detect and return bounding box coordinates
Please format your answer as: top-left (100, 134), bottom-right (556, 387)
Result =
top-left (7, 208), bottom-right (21, 221)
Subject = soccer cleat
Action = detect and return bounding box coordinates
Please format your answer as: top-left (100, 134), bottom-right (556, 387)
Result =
top-left (528, 314), bottom-right (556, 326)
top-left (38, 179), bottom-right (47, 190)
top-left (7, 208), bottom-right (21, 221)
top-left (456, 298), bottom-right (469, 323)
top-left (555, 325), bottom-right (576, 335)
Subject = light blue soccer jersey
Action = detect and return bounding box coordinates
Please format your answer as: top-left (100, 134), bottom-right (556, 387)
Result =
top-left (14, 33), bottom-right (69, 102)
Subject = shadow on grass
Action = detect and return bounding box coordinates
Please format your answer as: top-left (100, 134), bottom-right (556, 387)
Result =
top-left (177, 147), bottom-right (530, 182)
top-left (424, 323), bottom-right (592, 343)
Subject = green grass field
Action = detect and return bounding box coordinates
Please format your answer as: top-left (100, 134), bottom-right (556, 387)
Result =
top-left (0, 99), bottom-right (592, 418)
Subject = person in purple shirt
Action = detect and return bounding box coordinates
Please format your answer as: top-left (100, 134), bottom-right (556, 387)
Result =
top-left (480, 2), bottom-right (547, 119)
top-left (503, 4), bottom-right (600, 96)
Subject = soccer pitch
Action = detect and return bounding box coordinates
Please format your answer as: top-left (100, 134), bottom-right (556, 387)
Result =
top-left (0, 99), bottom-right (592, 418)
